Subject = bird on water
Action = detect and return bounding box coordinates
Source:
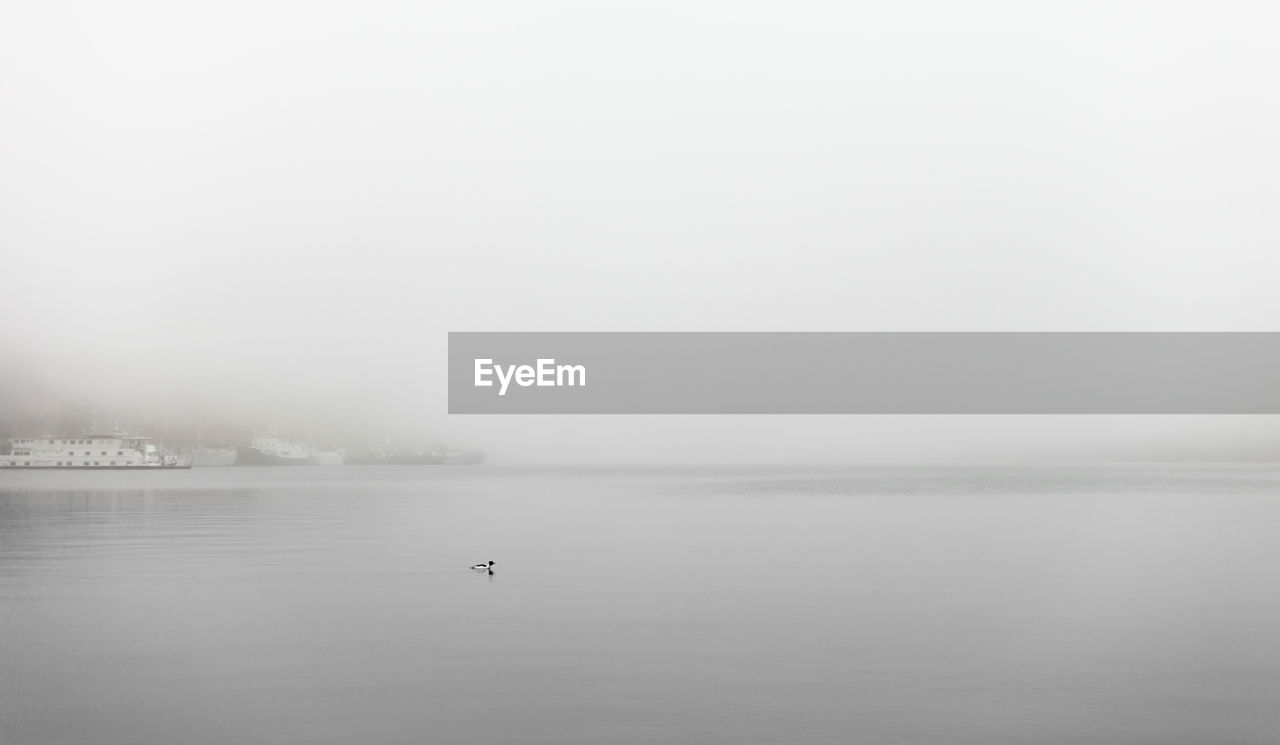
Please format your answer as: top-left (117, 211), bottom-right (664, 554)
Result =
top-left (471, 561), bottom-right (495, 572)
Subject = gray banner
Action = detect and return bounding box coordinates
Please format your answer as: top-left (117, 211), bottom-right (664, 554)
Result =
top-left (448, 332), bottom-right (1280, 414)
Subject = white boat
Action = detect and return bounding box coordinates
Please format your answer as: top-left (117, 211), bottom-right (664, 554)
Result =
top-left (236, 434), bottom-right (313, 466)
top-left (1, 433), bottom-right (191, 469)
top-left (310, 449), bottom-right (345, 466)
top-left (192, 447), bottom-right (237, 466)
top-left (235, 434), bottom-right (348, 466)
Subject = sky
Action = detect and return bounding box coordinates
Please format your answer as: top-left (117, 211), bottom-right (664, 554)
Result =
top-left (2, 1), bottom-right (1279, 462)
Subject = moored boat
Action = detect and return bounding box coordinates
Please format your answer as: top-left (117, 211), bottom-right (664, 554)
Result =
top-left (192, 447), bottom-right (238, 466)
top-left (346, 448), bottom-right (485, 465)
top-left (235, 434), bottom-right (312, 466)
top-left (310, 449), bottom-right (345, 465)
top-left (1, 433), bottom-right (191, 469)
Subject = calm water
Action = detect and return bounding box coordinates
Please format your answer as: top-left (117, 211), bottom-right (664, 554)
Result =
top-left (1, 465), bottom-right (1278, 744)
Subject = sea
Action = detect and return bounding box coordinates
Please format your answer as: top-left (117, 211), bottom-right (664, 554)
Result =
top-left (1, 465), bottom-right (1277, 744)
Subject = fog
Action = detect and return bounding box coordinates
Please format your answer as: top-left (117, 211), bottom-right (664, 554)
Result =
top-left (3, 1), bottom-right (1279, 462)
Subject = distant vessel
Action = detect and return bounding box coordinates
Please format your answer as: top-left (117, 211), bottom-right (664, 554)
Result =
top-left (192, 420), bottom-right (237, 466)
top-left (192, 447), bottom-right (237, 467)
top-left (234, 435), bottom-right (344, 465)
top-left (0, 433), bottom-right (191, 469)
top-left (441, 449), bottom-right (485, 465)
top-left (235, 435), bottom-right (480, 466)
top-left (310, 449), bottom-right (345, 466)
top-left (236, 434), bottom-right (313, 466)
top-left (346, 448), bottom-right (485, 465)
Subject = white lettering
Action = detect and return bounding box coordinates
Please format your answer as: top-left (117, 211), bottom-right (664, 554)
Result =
top-left (495, 362), bottom-right (517, 396)
top-left (558, 363), bottom-right (586, 387)
top-left (474, 359), bottom-right (493, 387)
top-left (537, 358), bottom-right (555, 386)
top-left (477, 358), bottom-right (587, 396)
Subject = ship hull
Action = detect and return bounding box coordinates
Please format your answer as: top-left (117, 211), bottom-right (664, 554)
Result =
top-left (346, 450), bottom-right (485, 466)
top-left (235, 446), bottom-right (311, 466)
top-left (192, 448), bottom-right (237, 467)
top-left (0, 464), bottom-right (192, 470)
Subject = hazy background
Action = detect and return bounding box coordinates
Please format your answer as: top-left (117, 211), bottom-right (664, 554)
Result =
top-left (3, 1), bottom-right (1279, 462)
